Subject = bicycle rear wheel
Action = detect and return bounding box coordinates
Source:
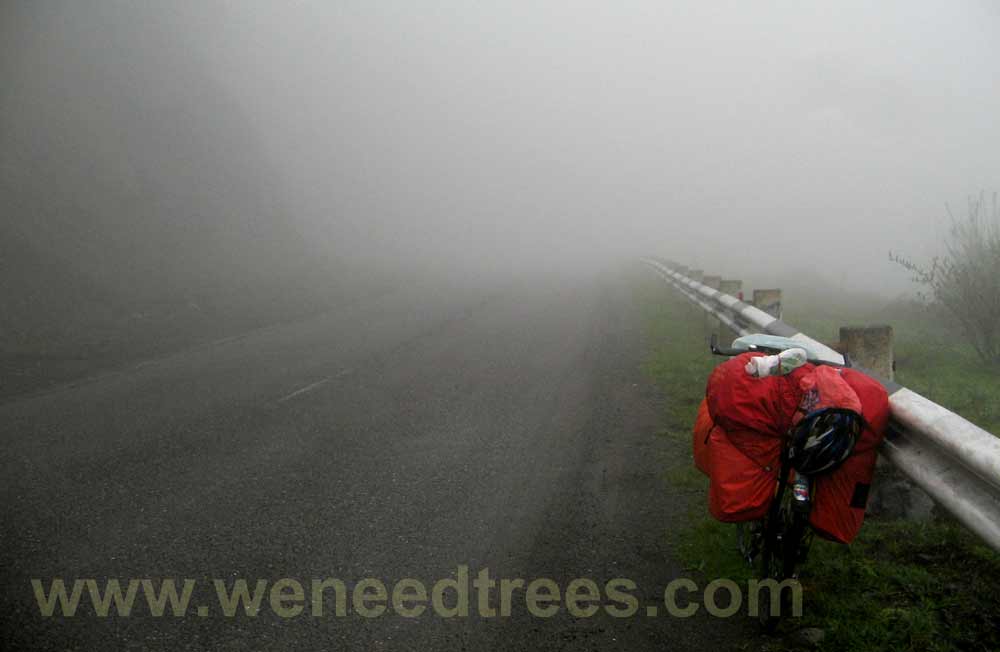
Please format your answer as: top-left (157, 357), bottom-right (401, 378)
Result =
top-left (757, 483), bottom-right (808, 632)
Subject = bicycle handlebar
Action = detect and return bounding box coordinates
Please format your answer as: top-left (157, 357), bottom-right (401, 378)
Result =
top-left (708, 334), bottom-right (851, 368)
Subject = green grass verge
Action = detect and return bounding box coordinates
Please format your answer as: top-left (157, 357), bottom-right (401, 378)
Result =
top-left (781, 288), bottom-right (1000, 436)
top-left (634, 271), bottom-right (1000, 651)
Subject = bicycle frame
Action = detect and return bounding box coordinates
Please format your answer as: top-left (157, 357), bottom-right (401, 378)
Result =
top-left (707, 334), bottom-right (827, 631)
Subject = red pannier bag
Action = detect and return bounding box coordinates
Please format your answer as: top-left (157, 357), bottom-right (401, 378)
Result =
top-left (808, 368), bottom-right (889, 543)
top-left (700, 353), bottom-right (814, 522)
top-left (707, 426), bottom-right (780, 522)
top-left (693, 399), bottom-right (713, 476)
top-left (693, 394), bottom-right (780, 521)
top-left (698, 353), bottom-right (889, 537)
top-left (707, 353), bottom-right (813, 439)
top-left (795, 365), bottom-right (863, 420)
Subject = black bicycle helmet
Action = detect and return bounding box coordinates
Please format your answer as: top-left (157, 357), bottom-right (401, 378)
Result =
top-left (788, 407), bottom-right (862, 475)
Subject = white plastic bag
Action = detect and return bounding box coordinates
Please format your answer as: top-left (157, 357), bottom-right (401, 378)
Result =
top-left (744, 348), bottom-right (808, 378)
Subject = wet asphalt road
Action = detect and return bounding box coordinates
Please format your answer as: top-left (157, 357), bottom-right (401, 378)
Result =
top-left (0, 268), bottom-right (747, 651)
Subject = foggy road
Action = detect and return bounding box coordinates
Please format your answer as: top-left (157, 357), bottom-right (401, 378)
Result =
top-left (5, 2), bottom-right (1000, 650)
top-left (0, 269), bottom-right (746, 651)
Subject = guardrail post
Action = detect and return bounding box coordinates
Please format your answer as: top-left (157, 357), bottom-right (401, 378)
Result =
top-left (840, 325), bottom-right (894, 381)
top-left (752, 289), bottom-right (782, 320)
top-left (838, 324), bottom-right (927, 519)
top-left (719, 279), bottom-right (742, 301)
top-left (719, 279), bottom-right (743, 345)
top-left (867, 459), bottom-right (935, 521)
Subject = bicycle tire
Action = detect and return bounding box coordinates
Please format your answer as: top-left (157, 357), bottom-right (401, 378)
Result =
top-left (757, 480), bottom-right (807, 632)
top-left (757, 494), bottom-right (784, 631)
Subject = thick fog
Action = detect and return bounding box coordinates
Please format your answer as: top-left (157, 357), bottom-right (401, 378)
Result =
top-left (3, 0), bottom-right (999, 325)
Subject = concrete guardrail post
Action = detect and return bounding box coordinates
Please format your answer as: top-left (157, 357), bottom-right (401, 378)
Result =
top-left (838, 324), bottom-right (928, 520)
top-left (752, 288), bottom-right (782, 320)
top-left (719, 279), bottom-right (743, 301)
top-left (840, 325), bottom-right (895, 382)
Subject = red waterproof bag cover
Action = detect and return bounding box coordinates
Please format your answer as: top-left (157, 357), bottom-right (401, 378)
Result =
top-left (700, 354), bottom-right (810, 522)
top-left (807, 368), bottom-right (889, 543)
top-left (693, 399), bottom-right (713, 477)
top-left (707, 426), bottom-right (780, 522)
top-left (697, 353), bottom-right (889, 538)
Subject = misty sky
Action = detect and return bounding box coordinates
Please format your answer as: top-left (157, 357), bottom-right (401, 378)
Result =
top-left (4, 1), bottom-right (999, 294)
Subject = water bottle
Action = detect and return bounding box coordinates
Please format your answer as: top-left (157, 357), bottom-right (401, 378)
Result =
top-left (791, 471), bottom-right (811, 514)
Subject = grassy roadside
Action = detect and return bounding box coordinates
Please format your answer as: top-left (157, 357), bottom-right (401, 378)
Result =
top-left (634, 271), bottom-right (1000, 651)
top-left (781, 288), bottom-right (1000, 436)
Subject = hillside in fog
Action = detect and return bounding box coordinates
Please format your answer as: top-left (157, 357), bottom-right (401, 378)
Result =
top-left (3, 0), bottom-right (998, 393)
top-left (0, 3), bottom-right (362, 370)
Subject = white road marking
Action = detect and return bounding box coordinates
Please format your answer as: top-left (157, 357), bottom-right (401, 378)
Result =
top-left (278, 378), bottom-right (331, 403)
top-left (277, 368), bottom-right (353, 404)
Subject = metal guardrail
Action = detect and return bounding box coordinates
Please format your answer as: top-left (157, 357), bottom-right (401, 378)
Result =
top-left (641, 257), bottom-right (1000, 552)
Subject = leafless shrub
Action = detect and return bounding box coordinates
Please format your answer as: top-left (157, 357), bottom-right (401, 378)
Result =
top-left (891, 192), bottom-right (1000, 366)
